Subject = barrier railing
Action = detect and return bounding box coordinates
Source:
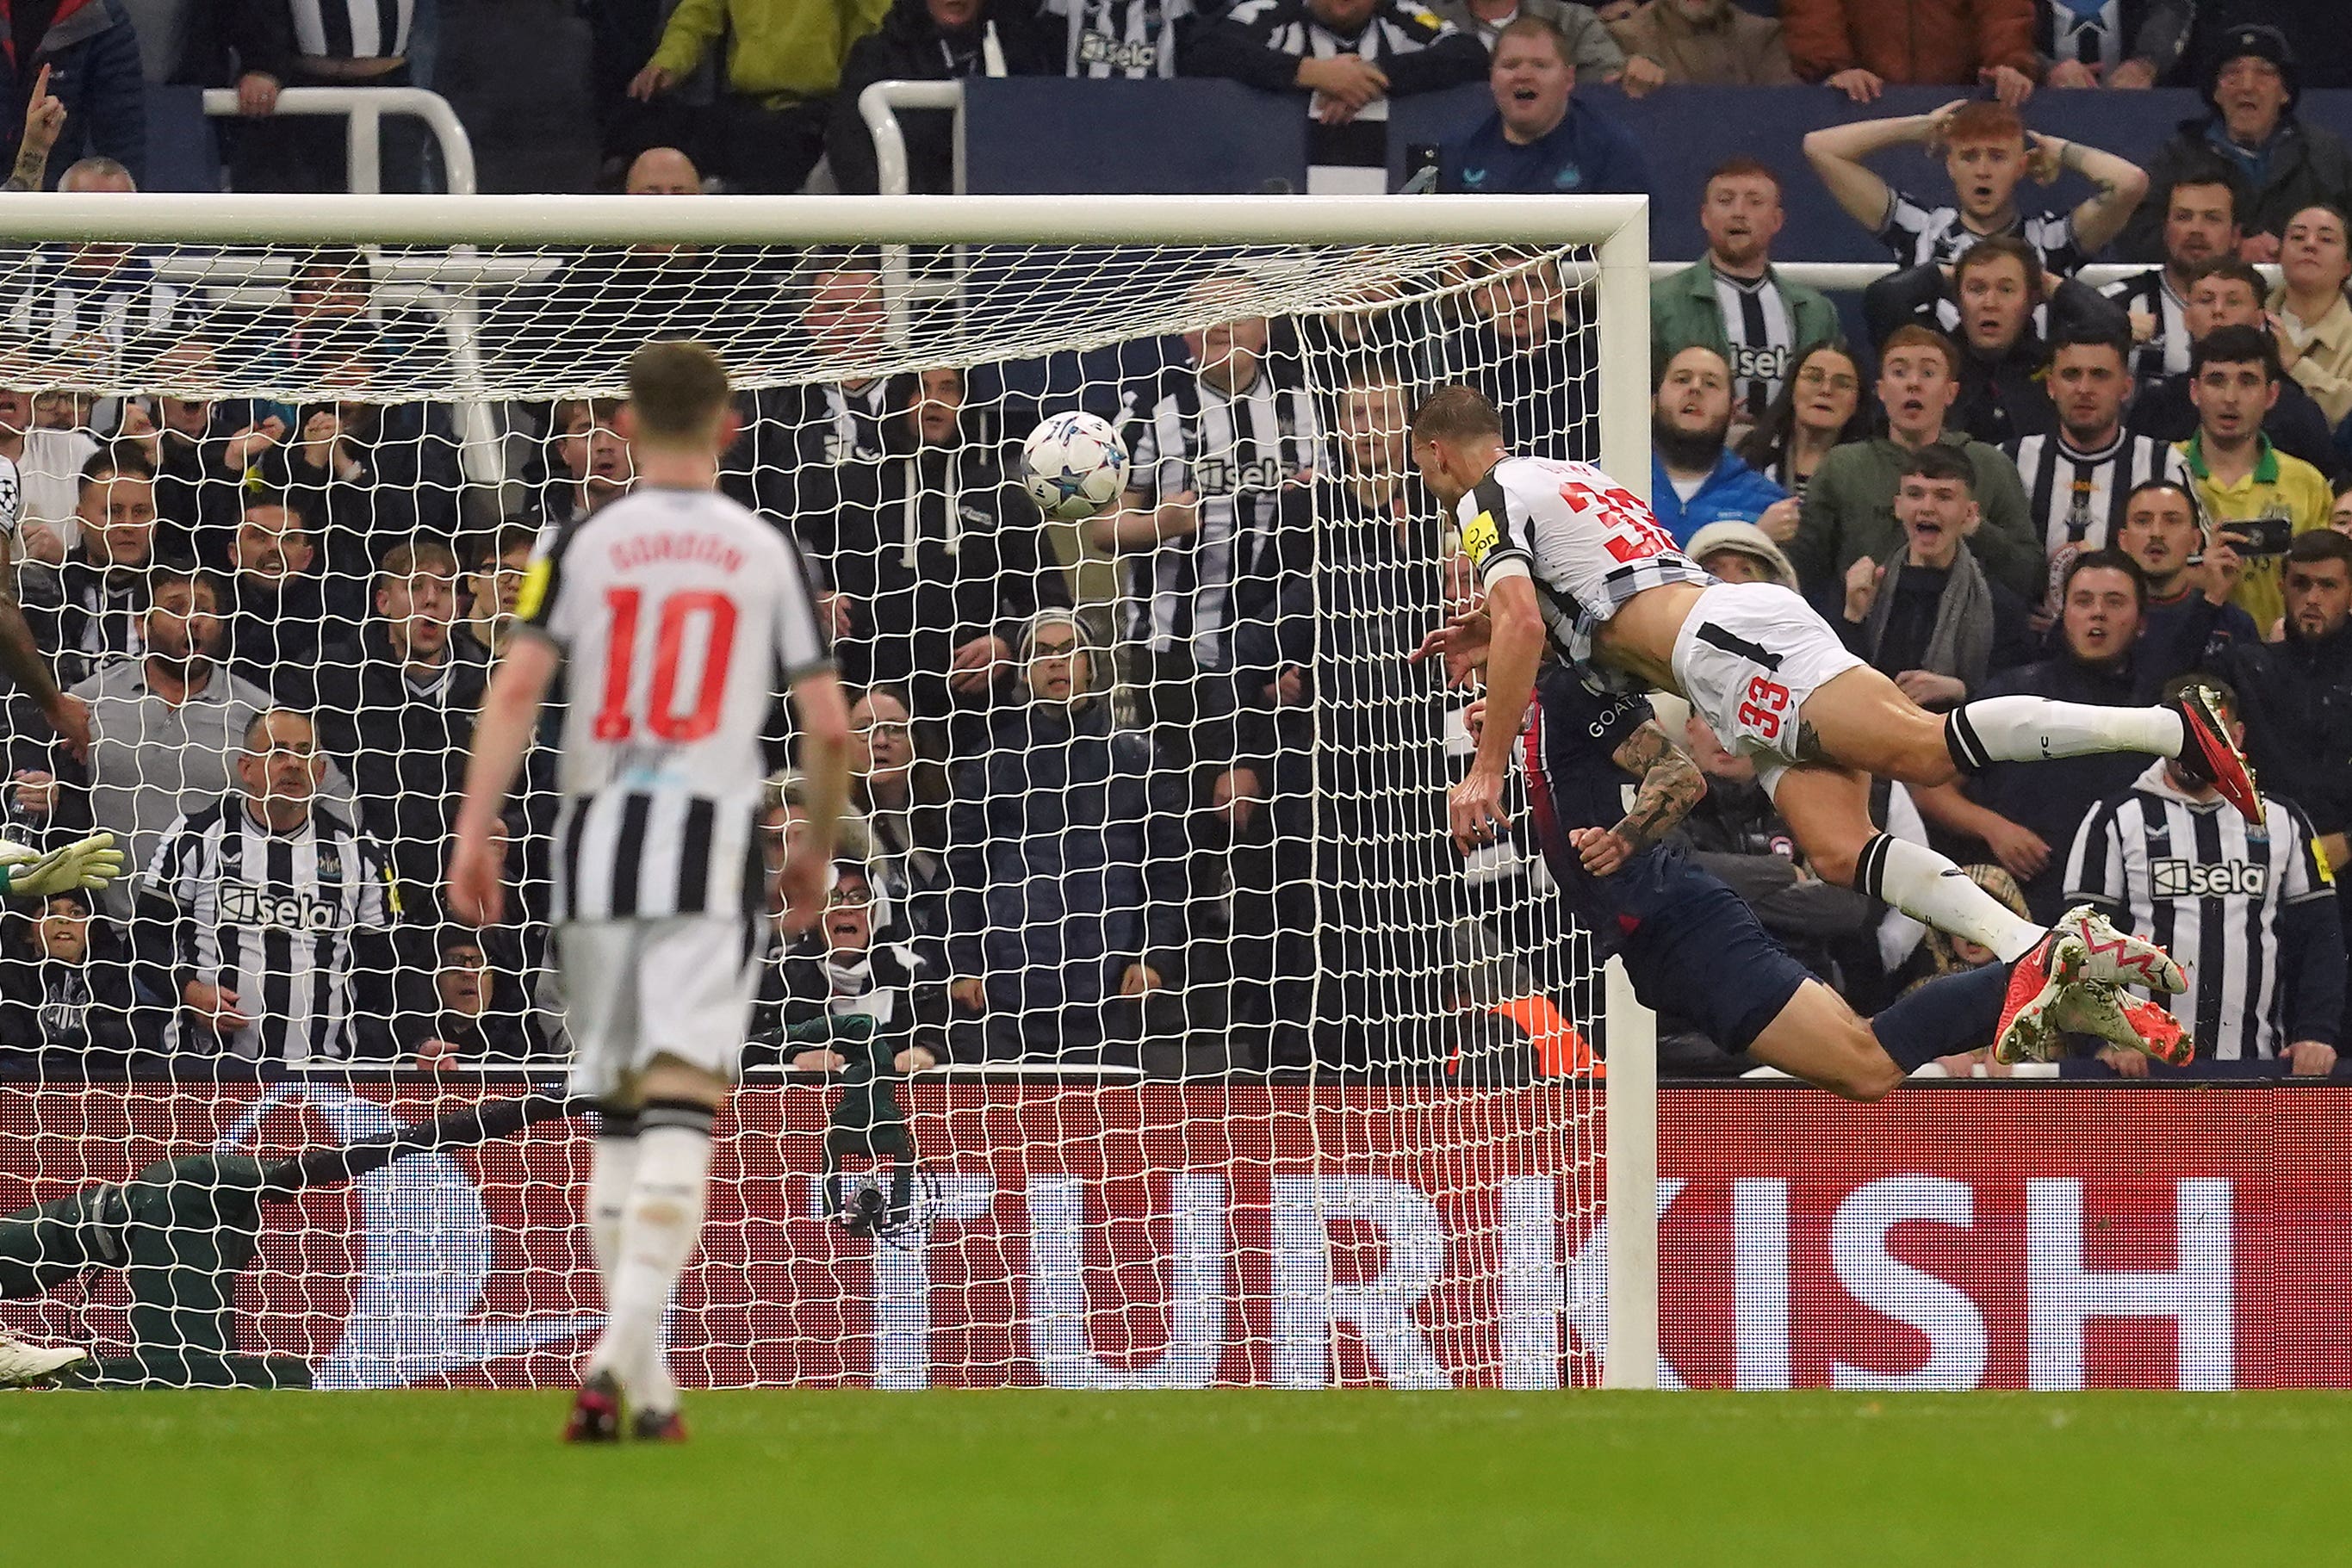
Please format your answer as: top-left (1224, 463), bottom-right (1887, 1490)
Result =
top-left (198, 86), bottom-right (479, 198)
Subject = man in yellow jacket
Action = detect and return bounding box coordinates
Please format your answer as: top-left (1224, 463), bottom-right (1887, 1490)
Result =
top-left (2177, 324), bottom-right (2336, 635)
top-left (630, 0), bottom-right (895, 192)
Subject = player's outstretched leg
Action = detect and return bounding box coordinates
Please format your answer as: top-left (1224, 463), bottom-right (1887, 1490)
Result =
top-left (1771, 763), bottom-right (2187, 992)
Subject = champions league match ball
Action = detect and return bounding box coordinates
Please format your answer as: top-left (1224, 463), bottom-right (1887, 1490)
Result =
top-left (1020, 411), bottom-right (1130, 521)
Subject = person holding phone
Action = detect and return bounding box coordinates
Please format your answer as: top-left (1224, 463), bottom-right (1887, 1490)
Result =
top-left (2176, 324), bottom-right (2334, 635)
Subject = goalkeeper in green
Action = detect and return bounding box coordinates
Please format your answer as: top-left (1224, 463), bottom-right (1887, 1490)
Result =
top-left (0, 1093), bottom-right (574, 1387)
top-left (0, 827), bottom-right (138, 1383)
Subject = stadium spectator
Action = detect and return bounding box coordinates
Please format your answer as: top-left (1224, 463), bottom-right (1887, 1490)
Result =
top-left (1865, 239), bottom-right (2130, 447)
top-left (227, 0), bottom-right (430, 193)
top-left (1784, 0), bottom-right (2039, 104)
top-left (2175, 324), bottom-right (2333, 634)
top-left (1648, 345), bottom-right (1796, 545)
top-left (2336, 481), bottom-right (2352, 536)
top-left (1438, 251), bottom-right (1586, 463)
top-left (1734, 341), bottom-right (1870, 503)
top-left (831, 0), bottom-right (1052, 195)
top-left (2126, 258), bottom-right (2337, 469)
top-left (313, 540), bottom-right (484, 911)
top-left (401, 930), bottom-right (543, 1068)
top-left (2004, 327), bottom-right (2186, 614)
top-left (121, 338), bottom-right (274, 554)
top-left (217, 493), bottom-right (334, 703)
top-left (253, 371), bottom-right (463, 623)
top-left (2267, 204), bottom-right (2352, 431)
top-left (1687, 518), bottom-right (1799, 590)
top-left (0, 889), bottom-right (146, 1075)
top-left (1911, 548), bottom-right (2168, 918)
top-left (0, 161), bottom-right (185, 380)
top-left (2119, 23), bottom-right (2352, 264)
top-left (1093, 288), bottom-right (1319, 742)
top-left (2102, 158), bottom-right (2243, 392)
top-left (138, 707), bottom-right (398, 1063)
top-left (626, 0), bottom-right (889, 194)
top-left (2115, 477), bottom-right (2259, 677)
top-left (61, 566), bottom-right (283, 920)
top-left (1652, 158), bottom-right (1840, 424)
top-left (0, 9), bottom-right (145, 189)
top-left (0, 371), bottom-right (97, 565)
top-left (1835, 445), bottom-right (2035, 707)
top-left (831, 368), bottom-right (1072, 734)
top-left (2037, 0), bottom-right (2188, 90)
top-left (1434, 17), bottom-right (1644, 198)
top-left (24, 442), bottom-right (168, 691)
top-left (2064, 674), bottom-right (2343, 1075)
top-left (2219, 530), bottom-right (2352, 884)
top-left (735, 257), bottom-right (897, 562)
top-left (943, 610), bottom-right (1185, 1064)
top-left (453, 524), bottom-right (537, 665)
top-left (745, 858), bottom-right (937, 1072)
top-left (534, 396), bottom-right (633, 524)
top-left (1430, 0), bottom-right (1623, 80)
top-left (847, 685), bottom-right (952, 929)
top-left (1789, 325), bottom-right (2042, 604)
top-left (1801, 98), bottom-right (2146, 275)
top-left (1606, 0), bottom-right (1792, 87)
top-left (1039, 0), bottom-right (1198, 78)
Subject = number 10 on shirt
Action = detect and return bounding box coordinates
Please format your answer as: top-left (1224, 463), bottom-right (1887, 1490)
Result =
top-left (591, 587), bottom-right (739, 743)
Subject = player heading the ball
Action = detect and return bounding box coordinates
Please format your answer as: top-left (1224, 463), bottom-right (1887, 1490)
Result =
top-left (1406, 384), bottom-right (2253, 1052)
top-left (449, 340), bottom-right (852, 1443)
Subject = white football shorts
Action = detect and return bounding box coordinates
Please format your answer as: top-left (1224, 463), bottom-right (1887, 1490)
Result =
top-left (556, 914), bottom-right (766, 1100)
top-left (1667, 579), bottom-right (1865, 794)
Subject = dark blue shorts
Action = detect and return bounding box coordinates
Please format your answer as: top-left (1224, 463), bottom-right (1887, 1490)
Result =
top-left (1617, 869), bottom-right (1814, 1056)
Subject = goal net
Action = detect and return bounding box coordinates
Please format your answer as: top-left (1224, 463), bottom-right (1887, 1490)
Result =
top-left (0, 195), bottom-right (1653, 1391)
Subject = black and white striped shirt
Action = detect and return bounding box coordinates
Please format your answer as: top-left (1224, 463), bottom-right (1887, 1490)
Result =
top-left (1880, 194), bottom-right (2088, 276)
top-left (1120, 366), bottom-right (1321, 670)
top-left (2101, 267), bottom-right (2191, 389)
top-left (2064, 765), bottom-right (2336, 1062)
top-left (144, 796), bottom-right (394, 1062)
top-left (1044, 0), bottom-right (1193, 77)
top-left (293, 0), bottom-right (413, 60)
top-left (1459, 454), bottom-right (1714, 688)
top-left (2006, 427), bottom-right (2185, 607)
top-left (519, 484), bottom-right (833, 925)
top-left (3, 255), bottom-right (186, 366)
top-left (1711, 268), bottom-right (1798, 418)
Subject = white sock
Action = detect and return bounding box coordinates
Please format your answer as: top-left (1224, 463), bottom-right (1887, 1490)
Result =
top-left (1858, 833), bottom-right (2045, 962)
top-left (1948, 697), bottom-right (2183, 769)
top-left (586, 1110), bottom-right (712, 1414)
top-left (586, 1127), bottom-right (641, 1299)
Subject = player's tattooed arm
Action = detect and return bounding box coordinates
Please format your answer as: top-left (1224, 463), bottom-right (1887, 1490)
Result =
top-left (1608, 720), bottom-right (1707, 852)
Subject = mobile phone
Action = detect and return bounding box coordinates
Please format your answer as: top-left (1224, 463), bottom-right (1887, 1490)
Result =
top-left (2219, 516), bottom-right (2295, 558)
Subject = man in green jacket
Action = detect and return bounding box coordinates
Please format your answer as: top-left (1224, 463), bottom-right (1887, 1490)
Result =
top-left (1652, 156), bottom-right (1843, 424)
top-left (1790, 324), bottom-right (2043, 605)
top-left (630, 0), bottom-right (896, 193)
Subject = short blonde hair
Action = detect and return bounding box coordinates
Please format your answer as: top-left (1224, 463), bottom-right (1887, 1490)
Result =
top-left (625, 341), bottom-right (731, 443)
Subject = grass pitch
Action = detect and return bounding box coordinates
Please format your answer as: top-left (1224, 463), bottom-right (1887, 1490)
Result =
top-left (2, 1389), bottom-right (2340, 1565)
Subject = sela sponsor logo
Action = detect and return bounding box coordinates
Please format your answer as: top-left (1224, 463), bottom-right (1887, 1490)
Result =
top-left (1193, 454), bottom-right (1292, 497)
top-left (1076, 31), bottom-right (1158, 70)
top-left (217, 879), bottom-right (339, 933)
top-left (2150, 857), bottom-right (2268, 899)
top-left (1728, 340), bottom-right (1792, 387)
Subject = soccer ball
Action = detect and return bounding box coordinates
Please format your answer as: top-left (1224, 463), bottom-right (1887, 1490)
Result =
top-left (1020, 411), bottom-right (1130, 522)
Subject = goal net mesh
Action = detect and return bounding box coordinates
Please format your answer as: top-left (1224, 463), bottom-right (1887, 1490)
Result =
top-left (0, 232), bottom-right (1611, 1390)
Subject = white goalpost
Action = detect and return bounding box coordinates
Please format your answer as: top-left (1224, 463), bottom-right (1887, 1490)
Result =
top-left (0, 192), bottom-right (1657, 1391)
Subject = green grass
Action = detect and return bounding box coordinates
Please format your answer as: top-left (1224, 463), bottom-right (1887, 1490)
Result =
top-left (1, 1389), bottom-right (2343, 1565)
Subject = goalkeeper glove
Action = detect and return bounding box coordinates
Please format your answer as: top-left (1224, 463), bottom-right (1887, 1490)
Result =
top-left (0, 833), bottom-right (126, 897)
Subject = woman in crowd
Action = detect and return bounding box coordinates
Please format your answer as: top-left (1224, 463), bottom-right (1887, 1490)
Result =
top-left (1735, 341), bottom-right (1869, 514)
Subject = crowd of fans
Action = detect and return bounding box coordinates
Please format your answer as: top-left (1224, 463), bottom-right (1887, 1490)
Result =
top-left (0, 2), bottom-right (2346, 1084)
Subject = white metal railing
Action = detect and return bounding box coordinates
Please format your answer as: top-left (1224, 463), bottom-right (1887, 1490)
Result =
top-left (199, 86), bottom-right (478, 198)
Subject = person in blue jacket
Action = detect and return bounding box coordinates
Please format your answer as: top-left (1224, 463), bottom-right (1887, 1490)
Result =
top-left (0, 0), bottom-right (146, 189)
top-left (1651, 344), bottom-right (1795, 544)
top-left (1438, 13), bottom-right (1646, 196)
